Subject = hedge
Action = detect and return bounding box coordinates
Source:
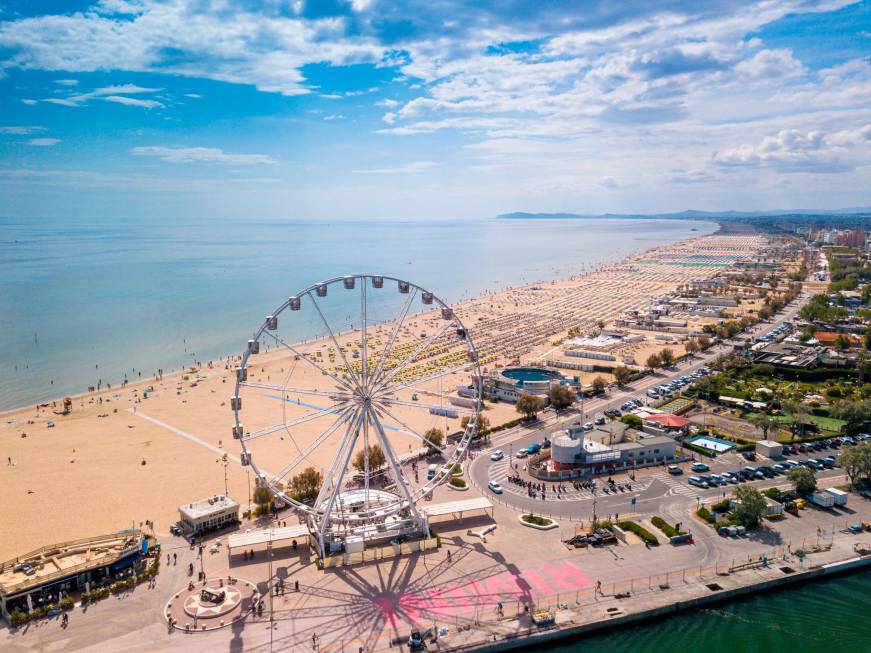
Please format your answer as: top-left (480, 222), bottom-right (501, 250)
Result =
top-left (617, 521), bottom-right (659, 546)
top-left (683, 441), bottom-right (716, 458)
top-left (10, 610), bottom-right (29, 626)
top-left (711, 498), bottom-right (731, 513)
top-left (449, 477), bottom-right (467, 488)
top-left (696, 508), bottom-right (715, 524)
top-left (651, 516), bottom-right (680, 538)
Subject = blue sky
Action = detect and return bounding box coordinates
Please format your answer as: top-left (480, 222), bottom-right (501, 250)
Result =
top-left (0, 0), bottom-right (869, 219)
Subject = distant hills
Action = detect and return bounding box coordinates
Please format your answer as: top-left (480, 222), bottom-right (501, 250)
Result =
top-left (498, 208), bottom-right (871, 220)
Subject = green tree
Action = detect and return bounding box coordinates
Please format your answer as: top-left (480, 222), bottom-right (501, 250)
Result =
top-left (591, 376), bottom-right (606, 395)
top-left (352, 444), bottom-right (386, 472)
top-left (423, 427), bottom-right (444, 455)
top-left (620, 414), bottom-right (643, 430)
top-left (865, 324), bottom-right (871, 351)
top-left (646, 353), bottom-right (662, 369)
top-left (834, 333), bottom-right (851, 351)
top-left (549, 384), bottom-right (576, 410)
top-left (290, 467), bottom-right (322, 501)
top-left (516, 394), bottom-right (542, 420)
top-left (783, 400), bottom-right (810, 440)
top-left (732, 486), bottom-right (767, 528)
top-left (613, 366), bottom-right (633, 387)
top-left (253, 485), bottom-right (274, 509)
top-left (787, 466), bottom-right (817, 495)
top-left (837, 442), bottom-right (871, 489)
top-left (461, 413), bottom-right (490, 436)
top-left (748, 412), bottom-right (776, 440)
top-left (659, 348), bottom-right (675, 367)
top-left (830, 399), bottom-right (871, 435)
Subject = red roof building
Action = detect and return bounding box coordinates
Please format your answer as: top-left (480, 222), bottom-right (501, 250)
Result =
top-left (643, 413), bottom-right (690, 434)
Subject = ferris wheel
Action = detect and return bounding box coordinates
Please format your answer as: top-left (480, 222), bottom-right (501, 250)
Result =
top-left (231, 274), bottom-right (482, 557)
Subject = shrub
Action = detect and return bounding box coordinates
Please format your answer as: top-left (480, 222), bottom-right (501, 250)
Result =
top-left (522, 514), bottom-right (552, 526)
top-left (31, 606), bottom-right (46, 619)
top-left (617, 521), bottom-right (659, 546)
top-left (711, 498), bottom-right (731, 513)
top-left (696, 508), bottom-right (715, 524)
top-left (10, 610), bottom-right (29, 627)
top-left (60, 596), bottom-right (74, 610)
top-left (591, 519), bottom-right (613, 530)
top-left (763, 487), bottom-right (785, 502)
top-left (651, 516), bottom-right (680, 538)
top-left (448, 477), bottom-right (466, 488)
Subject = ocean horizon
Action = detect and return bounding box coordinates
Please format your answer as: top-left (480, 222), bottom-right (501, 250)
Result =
top-left (0, 215), bottom-right (717, 412)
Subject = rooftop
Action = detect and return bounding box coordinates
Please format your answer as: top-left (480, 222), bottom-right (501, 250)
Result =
top-left (179, 495), bottom-right (240, 520)
top-left (0, 530), bottom-right (142, 598)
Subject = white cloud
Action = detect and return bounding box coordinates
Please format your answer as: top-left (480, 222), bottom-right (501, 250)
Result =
top-left (55, 78), bottom-right (78, 86)
top-left (714, 125), bottom-right (871, 173)
top-left (0, 125), bottom-right (46, 135)
top-left (131, 146), bottom-right (276, 164)
top-left (102, 95), bottom-right (164, 108)
top-left (184, 93), bottom-right (203, 99)
top-left (377, 98), bottom-right (398, 108)
top-left (354, 161), bottom-right (439, 174)
top-left (735, 49), bottom-right (805, 79)
top-left (20, 99), bottom-right (38, 105)
top-left (323, 114), bottom-right (346, 121)
top-left (26, 137), bottom-right (60, 146)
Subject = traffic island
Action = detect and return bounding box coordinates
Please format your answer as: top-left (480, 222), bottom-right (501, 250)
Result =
top-left (519, 514), bottom-right (558, 530)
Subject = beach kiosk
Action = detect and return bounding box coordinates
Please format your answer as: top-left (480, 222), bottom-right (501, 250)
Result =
top-left (178, 495), bottom-right (240, 537)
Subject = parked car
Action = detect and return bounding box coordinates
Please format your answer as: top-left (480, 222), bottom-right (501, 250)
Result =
top-left (668, 465), bottom-right (683, 475)
top-left (490, 450), bottom-right (504, 461)
top-left (515, 449), bottom-right (529, 458)
top-left (691, 462), bottom-right (710, 472)
top-left (595, 415), bottom-right (606, 425)
top-left (527, 443), bottom-right (542, 455)
top-left (742, 451), bottom-right (756, 461)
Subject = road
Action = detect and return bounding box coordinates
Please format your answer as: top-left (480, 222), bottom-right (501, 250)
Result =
top-left (468, 290), bottom-right (815, 520)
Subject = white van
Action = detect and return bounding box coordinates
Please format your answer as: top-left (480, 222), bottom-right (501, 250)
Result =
top-left (646, 389), bottom-right (659, 398)
top-left (427, 464), bottom-right (438, 479)
top-left (688, 476), bottom-right (709, 488)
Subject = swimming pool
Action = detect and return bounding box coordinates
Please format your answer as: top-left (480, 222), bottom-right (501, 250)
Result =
top-left (687, 435), bottom-right (735, 453)
top-left (500, 367), bottom-right (562, 383)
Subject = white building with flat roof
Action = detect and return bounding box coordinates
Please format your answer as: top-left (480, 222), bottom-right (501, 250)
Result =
top-left (179, 495), bottom-right (240, 536)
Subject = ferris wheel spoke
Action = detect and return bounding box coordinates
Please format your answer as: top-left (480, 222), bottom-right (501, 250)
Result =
top-left (369, 288), bottom-right (417, 386)
top-left (306, 290), bottom-right (363, 393)
top-left (375, 359), bottom-right (474, 400)
top-left (380, 397), bottom-right (473, 415)
top-left (360, 275), bottom-right (368, 387)
top-left (315, 411), bottom-right (366, 531)
top-left (371, 320), bottom-right (455, 392)
top-left (240, 381), bottom-right (351, 401)
top-left (270, 407), bottom-right (356, 483)
top-left (367, 406), bottom-right (419, 515)
top-left (261, 328), bottom-right (355, 393)
top-left (242, 401), bottom-right (350, 441)
top-left (312, 408), bottom-right (361, 510)
top-left (374, 404), bottom-right (447, 454)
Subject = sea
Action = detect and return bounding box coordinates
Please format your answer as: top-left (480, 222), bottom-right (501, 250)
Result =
top-left (0, 215), bottom-right (715, 413)
top-left (538, 567), bottom-right (871, 653)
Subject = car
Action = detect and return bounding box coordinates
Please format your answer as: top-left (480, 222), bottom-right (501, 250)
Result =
top-left (758, 466), bottom-right (775, 478)
top-left (781, 444), bottom-right (794, 455)
top-left (773, 464), bottom-right (787, 474)
top-left (515, 449), bottom-right (528, 458)
top-left (594, 415), bottom-right (606, 425)
top-left (583, 422), bottom-right (594, 431)
top-left (488, 481), bottom-right (504, 494)
top-left (667, 465), bottom-right (683, 475)
top-left (819, 458), bottom-right (834, 469)
top-left (794, 444), bottom-right (806, 452)
top-left (812, 442), bottom-right (824, 451)
top-left (688, 476), bottom-right (709, 488)
top-left (490, 450), bottom-right (504, 461)
top-left (722, 472), bottom-right (738, 484)
top-left (807, 460), bottom-right (824, 470)
top-left (527, 443), bottom-right (542, 455)
top-left (785, 460), bottom-right (800, 468)
top-left (742, 451), bottom-right (756, 461)
top-left (709, 474), bottom-right (726, 486)
top-left (691, 462), bottom-right (709, 472)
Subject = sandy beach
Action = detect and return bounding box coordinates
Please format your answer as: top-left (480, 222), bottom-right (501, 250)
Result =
top-left (0, 231), bottom-right (764, 560)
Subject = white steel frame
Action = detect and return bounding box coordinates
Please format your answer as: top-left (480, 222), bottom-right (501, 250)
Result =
top-left (232, 274), bottom-right (482, 558)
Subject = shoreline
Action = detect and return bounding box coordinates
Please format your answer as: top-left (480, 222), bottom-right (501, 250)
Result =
top-left (0, 222), bottom-right (724, 417)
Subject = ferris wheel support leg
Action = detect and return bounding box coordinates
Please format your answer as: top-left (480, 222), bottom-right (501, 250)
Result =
top-left (315, 411), bottom-right (365, 551)
top-left (367, 406), bottom-right (424, 528)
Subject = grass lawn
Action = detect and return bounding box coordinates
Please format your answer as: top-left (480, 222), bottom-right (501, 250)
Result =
top-left (745, 411), bottom-right (845, 435)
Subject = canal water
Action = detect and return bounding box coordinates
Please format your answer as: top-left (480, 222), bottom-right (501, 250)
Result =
top-left (534, 569), bottom-right (871, 652)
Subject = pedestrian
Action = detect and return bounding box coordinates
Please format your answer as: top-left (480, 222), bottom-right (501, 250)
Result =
top-left (173, 552), bottom-right (177, 565)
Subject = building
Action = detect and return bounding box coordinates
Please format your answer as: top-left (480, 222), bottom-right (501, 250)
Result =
top-left (756, 440), bottom-right (783, 460)
top-left (642, 413), bottom-right (690, 437)
top-left (752, 341), bottom-right (824, 368)
top-left (483, 366), bottom-right (575, 403)
top-left (0, 530), bottom-right (145, 622)
top-left (538, 423), bottom-right (677, 479)
top-left (178, 495), bottom-right (240, 537)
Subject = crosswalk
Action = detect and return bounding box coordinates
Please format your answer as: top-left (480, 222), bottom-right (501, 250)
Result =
top-left (486, 458), bottom-right (654, 502)
top-left (651, 472), bottom-right (700, 498)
